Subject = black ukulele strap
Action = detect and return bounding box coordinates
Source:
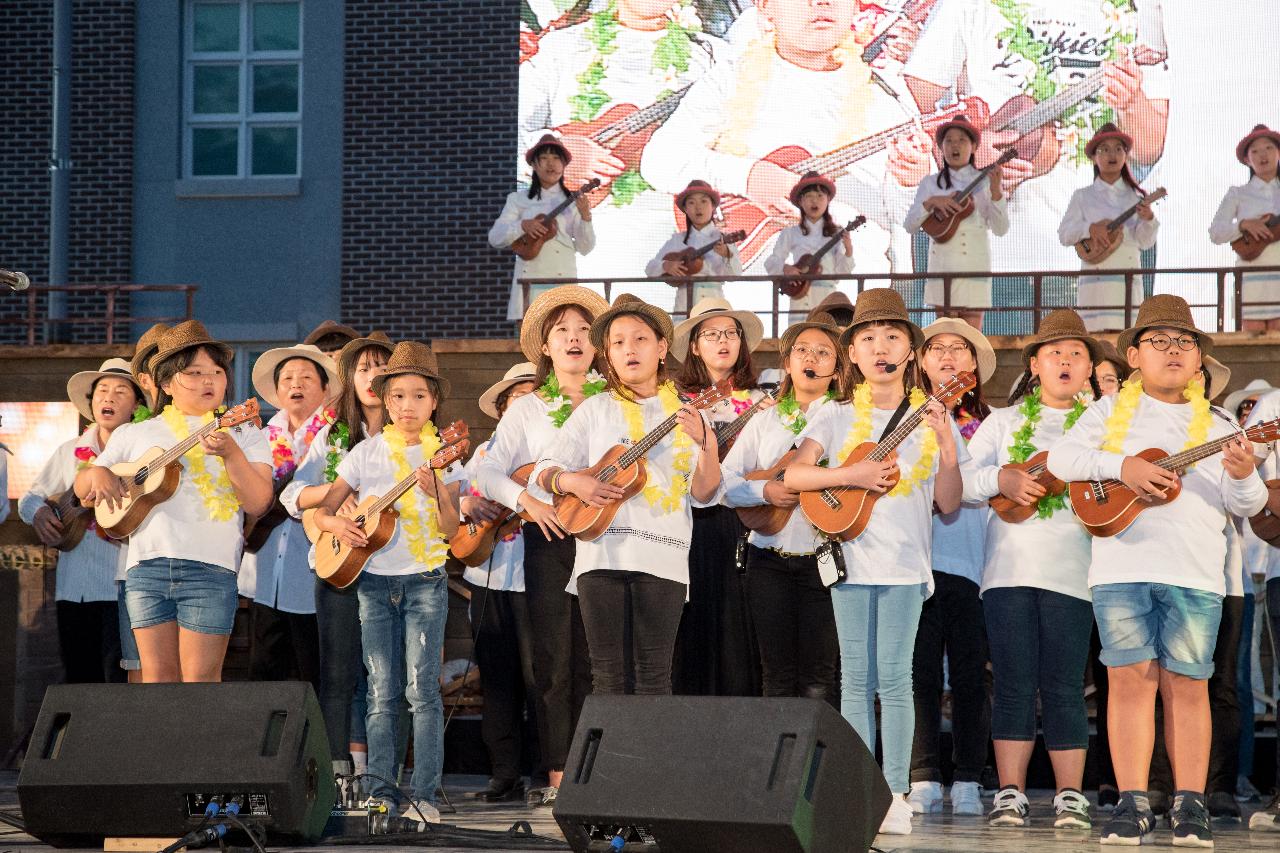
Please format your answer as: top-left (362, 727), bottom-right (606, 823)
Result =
top-left (878, 396), bottom-right (913, 442)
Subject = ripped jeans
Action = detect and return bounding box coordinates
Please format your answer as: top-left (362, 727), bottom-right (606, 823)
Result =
top-left (358, 571), bottom-right (448, 804)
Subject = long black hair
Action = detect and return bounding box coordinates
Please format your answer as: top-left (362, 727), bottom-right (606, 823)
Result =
top-left (335, 343), bottom-right (390, 451)
top-left (797, 187), bottom-right (838, 237)
top-left (919, 338), bottom-right (990, 422)
top-left (676, 317), bottom-right (759, 396)
top-left (846, 321), bottom-right (923, 401)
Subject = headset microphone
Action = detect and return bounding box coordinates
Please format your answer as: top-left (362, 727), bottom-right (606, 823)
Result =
top-left (883, 351), bottom-right (914, 374)
top-left (802, 368), bottom-right (840, 379)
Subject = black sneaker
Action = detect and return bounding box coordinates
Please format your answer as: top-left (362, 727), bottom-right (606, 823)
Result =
top-left (988, 786), bottom-right (1029, 827)
top-left (1170, 793), bottom-right (1213, 848)
top-left (1100, 793), bottom-right (1156, 846)
top-left (1099, 785), bottom-right (1120, 812)
top-left (1206, 790), bottom-right (1240, 821)
top-left (474, 777), bottom-right (525, 803)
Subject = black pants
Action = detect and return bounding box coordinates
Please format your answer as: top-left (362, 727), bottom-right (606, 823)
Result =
top-left (56, 600), bottom-right (125, 684)
top-left (522, 526), bottom-right (592, 772)
top-left (1090, 623), bottom-right (1116, 788)
top-left (1150, 594), bottom-right (1243, 795)
top-left (910, 572), bottom-right (991, 783)
top-left (578, 571), bottom-right (686, 695)
top-left (315, 578), bottom-right (363, 760)
top-left (467, 580), bottom-right (540, 783)
top-left (744, 546), bottom-right (837, 699)
top-left (1270, 580), bottom-right (1280, 778)
top-left (672, 506), bottom-right (761, 696)
top-left (248, 602), bottom-right (321, 692)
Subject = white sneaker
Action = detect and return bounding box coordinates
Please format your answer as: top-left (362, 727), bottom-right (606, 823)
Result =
top-left (401, 799), bottom-right (441, 829)
top-left (908, 781), bottom-right (944, 814)
top-left (951, 781), bottom-right (984, 816)
top-left (879, 794), bottom-right (914, 835)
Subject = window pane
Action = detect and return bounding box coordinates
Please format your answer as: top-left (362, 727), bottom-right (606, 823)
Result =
top-left (253, 2), bottom-right (300, 51)
top-left (192, 127), bottom-right (239, 176)
top-left (252, 64), bottom-right (299, 113)
top-left (193, 65), bottom-right (240, 114)
top-left (251, 126), bottom-right (298, 175)
top-left (193, 2), bottom-right (240, 52)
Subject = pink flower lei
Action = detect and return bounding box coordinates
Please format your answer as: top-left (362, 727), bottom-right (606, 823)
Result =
top-left (267, 408), bottom-right (334, 481)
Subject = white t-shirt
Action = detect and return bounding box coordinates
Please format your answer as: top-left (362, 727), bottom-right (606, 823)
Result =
top-left (334, 432), bottom-right (467, 577)
top-left (475, 390), bottom-right (564, 513)
top-left (92, 414), bottom-right (272, 573)
top-left (963, 402), bottom-right (1093, 601)
top-left (1243, 389), bottom-right (1280, 582)
top-left (1046, 392), bottom-right (1268, 594)
top-left (797, 398), bottom-right (969, 592)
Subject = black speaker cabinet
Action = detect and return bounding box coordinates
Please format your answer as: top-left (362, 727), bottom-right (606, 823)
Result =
top-left (18, 682), bottom-right (333, 847)
top-left (554, 696), bottom-right (891, 853)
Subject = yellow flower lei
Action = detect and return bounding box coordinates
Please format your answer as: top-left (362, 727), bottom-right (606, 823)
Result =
top-left (619, 382), bottom-right (694, 513)
top-left (382, 423), bottom-right (449, 569)
top-left (160, 406), bottom-right (240, 522)
top-left (1100, 376), bottom-right (1211, 456)
top-left (837, 384), bottom-right (938, 498)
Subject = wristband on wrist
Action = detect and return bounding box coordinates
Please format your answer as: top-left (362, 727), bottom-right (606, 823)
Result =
top-left (550, 470), bottom-right (565, 496)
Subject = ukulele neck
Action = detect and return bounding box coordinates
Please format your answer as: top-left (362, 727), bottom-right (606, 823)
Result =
top-left (717, 391), bottom-right (773, 446)
top-left (153, 418), bottom-right (222, 472)
top-left (867, 393), bottom-right (939, 461)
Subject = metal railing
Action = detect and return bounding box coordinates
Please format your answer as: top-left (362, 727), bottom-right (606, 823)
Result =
top-left (0, 284), bottom-right (198, 345)
top-left (521, 265), bottom-right (1280, 337)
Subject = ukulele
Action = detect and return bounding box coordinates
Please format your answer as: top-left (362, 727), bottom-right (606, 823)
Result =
top-left (509, 178), bottom-right (603, 261)
top-left (92, 400), bottom-right (261, 539)
top-left (1074, 187), bottom-right (1167, 264)
top-left (920, 148), bottom-right (1017, 244)
top-left (1230, 213), bottom-right (1280, 261)
top-left (1248, 478), bottom-right (1280, 545)
top-left (861, 0), bottom-right (941, 64)
top-left (981, 69), bottom-right (1107, 187)
top-left (313, 422), bottom-right (470, 589)
top-left (44, 485), bottom-right (107, 551)
top-left (660, 230), bottom-right (747, 282)
top-left (781, 217), bottom-right (866, 299)
top-left (988, 450), bottom-right (1066, 524)
top-left (798, 373), bottom-right (976, 540)
top-left (673, 98), bottom-right (988, 265)
top-left (1069, 417), bottom-right (1280, 538)
top-left (553, 380), bottom-right (732, 541)
top-left (714, 387), bottom-right (777, 462)
top-left (243, 481), bottom-right (294, 553)
top-left (736, 448), bottom-right (800, 535)
top-left (449, 462), bottom-right (535, 568)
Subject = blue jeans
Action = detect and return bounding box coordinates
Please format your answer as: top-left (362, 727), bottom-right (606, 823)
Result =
top-left (125, 558), bottom-right (238, 635)
top-left (984, 586), bottom-right (1093, 750)
top-left (1093, 582), bottom-right (1223, 680)
top-left (830, 583), bottom-right (924, 794)
top-left (117, 581), bottom-right (140, 671)
top-left (358, 571), bottom-right (448, 804)
top-left (1237, 592), bottom-right (1256, 777)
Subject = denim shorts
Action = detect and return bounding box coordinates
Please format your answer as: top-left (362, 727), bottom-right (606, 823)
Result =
top-left (117, 580), bottom-right (140, 670)
top-left (1092, 582), bottom-right (1224, 680)
top-left (125, 558), bottom-right (239, 635)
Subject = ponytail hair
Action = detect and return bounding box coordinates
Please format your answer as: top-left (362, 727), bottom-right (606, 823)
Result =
top-left (682, 221), bottom-right (695, 245)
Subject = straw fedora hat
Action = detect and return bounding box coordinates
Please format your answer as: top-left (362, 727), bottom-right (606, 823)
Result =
top-left (838, 288), bottom-right (924, 349)
top-left (1116, 294), bottom-right (1213, 354)
top-left (252, 344), bottom-right (341, 409)
top-left (806, 291), bottom-right (855, 327)
top-left (1021, 309), bottom-right (1103, 366)
top-left (675, 179), bottom-right (721, 210)
top-left (920, 318), bottom-right (997, 383)
top-left (303, 320), bottom-right (360, 349)
top-left (589, 293), bottom-right (675, 353)
top-left (520, 285), bottom-right (610, 363)
top-left (934, 114), bottom-right (981, 147)
top-left (336, 331), bottom-right (395, 380)
top-left (1223, 377), bottom-right (1272, 415)
top-left (1235, 124), bottom-right (1280, 165)
top-left (671, 297), bottom-right (764, 362)
top-left (66, 358), bottom-right (143, 422)
top-left (479, 362), bottom-right (538, 420)
top-left (148, 320), bottom-right (234, 372)
top-left (1085, 122), bottom-right (1134, 159)
top-left (789, 171), bottom-right (836, 207)
top-left (130, 322), bottom-right (170, 378)
top-left (371, 341), bottom-right (450, 398)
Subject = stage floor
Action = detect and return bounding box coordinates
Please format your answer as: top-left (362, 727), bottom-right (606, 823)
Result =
top-left (2, 773), bottom-right (1278, 852)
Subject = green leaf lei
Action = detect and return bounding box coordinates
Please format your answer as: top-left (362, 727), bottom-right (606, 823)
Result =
top-left (776, 390), bottom-right (837, 436)
top-left (324, 421), bottom-right (351, 483)
top-left (1007, 385), bottom-right (1087, 519)
top-left (540, 369), bottom-right (607, 428)
top-left (131, 403), bottom-right (152, 423)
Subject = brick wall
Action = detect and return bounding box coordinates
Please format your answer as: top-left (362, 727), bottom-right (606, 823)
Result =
top-left (341, 0), bottom-right (518, 340)
top-left (0, 0), bottom-right (134, 345)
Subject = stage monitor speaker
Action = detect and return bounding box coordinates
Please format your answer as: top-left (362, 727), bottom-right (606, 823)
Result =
top-left (553, 696), bottom-right (890, 853)
top-left (18, 682), bottom-right (334, 847)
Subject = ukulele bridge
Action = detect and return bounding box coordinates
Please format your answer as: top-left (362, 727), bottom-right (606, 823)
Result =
top-left (1086, 482), bottom-right (1107, 504)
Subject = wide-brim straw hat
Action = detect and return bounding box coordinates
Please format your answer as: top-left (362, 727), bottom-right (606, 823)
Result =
top-left (789, 171), bottom-right (837, 207)
top-left (525, 133), bottom-right (571, 166)
top-left (779, 318), bottom-right (841, 356)
top-left (671, 297), bottom-right (764, 362)
top-left (806, 291), bottom-right (855, 326)
top-left (920, 318), bottom-right (997, 383)
top-left (130, 322), bottom-right (170, 378)
top-left (1021, 309), bottom-right (1104, 365)
top-left (252, 344), bottom-right (341, 409)
top-left (589, 293), bottom-right (675, 353)
top-left (148, 320), bottom-right (234, 372)
top-left (520, 284), bottom-right (610, 363)
top-left (67, 358), bottom-right (143, 422)
top-left (479, 362), bottom-right (538, 420)
top-left (371, 341), bottom-right (450, 398)
top-left (675, 179), bottom-right (721, 210)
top-left (336, 331), bottom-right (395, 381)
top-left (1085, 122), bottom-right (1134, 159)
top-left (303, 320), bottom-right (360, 349)
top-left (1223, 377), bottom-right (1271, 415)
top-left (1236, 124), bottom-right (1280, 165)
top-left (934, 114), bottom-right (981, 147)
top-left (838, 288), bottom-right (924, 349)
top-left (1116, 294), bottom-right (1214, 354)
